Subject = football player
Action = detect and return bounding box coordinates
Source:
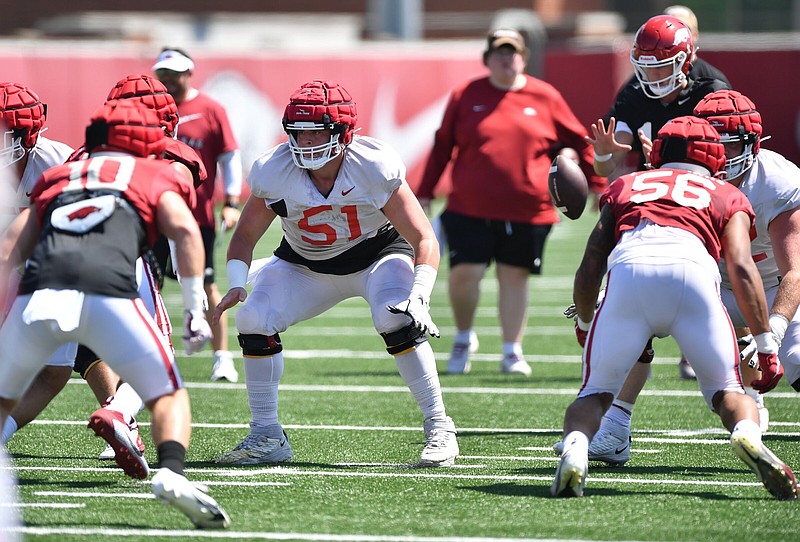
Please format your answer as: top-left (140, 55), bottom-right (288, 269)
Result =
top-left (212, 80), bottom-right (459, 467)
top-left (0, 100), bottom-right (229, 528)
top-left (552, 117), bottom-right (797, 500)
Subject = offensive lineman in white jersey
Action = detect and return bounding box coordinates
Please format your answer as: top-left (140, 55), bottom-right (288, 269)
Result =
top-left (561, 89), bottom-right (800, 466)
top-left (213, 80), bottom-right (459, 467)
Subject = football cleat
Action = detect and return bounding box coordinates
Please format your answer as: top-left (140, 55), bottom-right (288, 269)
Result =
top-left (215, 430), bottom-right (293, 465)
top-left (419, 417), bottom-right (459, 467)
top-left (88, 408), bottom-right (149, 479)
top-left (679, 356), bottom-right (696, 380)
top-left (211, 351), bottom-right (239, 382)
top-left (446, 334), bottom-right (478, 375)
top-left (731, 432), bottom-right (798, 500)
top-left (500, 353), bottom-right (532, 377)
top-left (151, 468), bottom-right (231, 529)
top-left (552, 416), bottom-right (631, 465)
top-left (550, 446), bottom-right (588, 498)
top-left (98, 416), bottom-right (144, 461)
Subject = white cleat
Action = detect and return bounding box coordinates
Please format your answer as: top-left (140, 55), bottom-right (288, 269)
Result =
top-left (679, 356), bottom-right (696, 380)
top-left (500, 353), bottom-right (532, 377)
top-left (419, 417), bottom-right (459, 467)
top-left (550, 447), bottom-right (588, 498)
top-left (731, 431), bottom-right (798, 500)
top-left (211, 351), bottom-right (239, 382)
top-left (98, 417), bottom-right (143, 461)
top-left (151, 468), bottom-right (231, 528)
top-left (553, 416), bottom-right (631, 465)
top-left (215, 430), bottom-right (293, 465)
top-left (446, 335), bottom-right (478, 375)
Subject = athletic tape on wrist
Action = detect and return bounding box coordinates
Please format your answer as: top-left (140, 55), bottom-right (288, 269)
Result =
top-left (409, 264), bottom-right (437, 301)
top-left (181, 275), bottom-right (207, 313)
top-left (769, 313), bottom-right (790, 344)
top-left (227, 259), bottom-right (249, 290)
top-left (593, 151), bottom-right (613, 163)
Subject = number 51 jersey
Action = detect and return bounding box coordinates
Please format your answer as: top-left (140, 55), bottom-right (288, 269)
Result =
top-left (247, 135), bottom-right (405, 262)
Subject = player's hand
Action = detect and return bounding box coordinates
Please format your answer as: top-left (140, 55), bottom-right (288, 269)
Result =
top-left (387, 296), bottom-right (440, 338)
top-left (585, 117), bottom-right (632, 156)
top-left (564, 289), bottom-right (605, 319)
top-left (638, 129), bottom-right (654, 167)
top-left (212, 287), bottom-right (247, 325)
top-left (221, 205), bottom-right (241, 230)
top-left (751, 352), bottom-right (784, 393)
top-left (183, 310), bottom-right (212, 355)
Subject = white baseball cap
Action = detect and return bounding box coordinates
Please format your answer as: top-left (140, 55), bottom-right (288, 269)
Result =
top-left (152, 49), bottom-right (195, 73)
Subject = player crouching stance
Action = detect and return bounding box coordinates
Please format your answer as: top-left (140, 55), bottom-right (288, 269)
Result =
top-left (0, 100), bottom-right (230, 527)
top-left (551, 116), bottom-right (798, 500)
top-left (213, 80), bottom-right (459, 467)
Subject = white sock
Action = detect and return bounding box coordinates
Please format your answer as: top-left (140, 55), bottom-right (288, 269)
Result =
top-left (1, 416), bottom-right (18, 445)
top-left (743, 386), bottom-right (763, 406)
top-left (562, 430), bottom-right (590, 455)
top-left (395, 342), bottom-right (447, 422)
top-left (503, 342), bottom-right (522, 357)
top-left (106, 382), bottom-right (145, 420)
top-left (454, 329), bottom-right (475, 346)
top-left (606, 402), bottom-right (633, 427)
top-left (243, 353), bottom-right (283, 432)
top-left (214, 350), bottom-right (233, 362)
top-left (731, 418), bottom-right (762, 441)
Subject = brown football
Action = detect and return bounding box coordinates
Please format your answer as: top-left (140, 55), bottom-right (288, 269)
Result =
top-left (548, 155), bottom-right (588, 220)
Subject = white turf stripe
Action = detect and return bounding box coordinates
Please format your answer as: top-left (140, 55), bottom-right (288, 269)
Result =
top-left (11, 464), bottom-right (764, 488)
top-left (7, 526), bottom-right (614, 542)
top-left (3, 503), bottom-right (85, 509)
top-left (36, 491), bottom-right (155, 499)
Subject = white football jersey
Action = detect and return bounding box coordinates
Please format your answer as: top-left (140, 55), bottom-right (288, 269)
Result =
top-left (247, 135), bottom-right (405, 260)
top-left (719, 149), bottom-right (800, 290)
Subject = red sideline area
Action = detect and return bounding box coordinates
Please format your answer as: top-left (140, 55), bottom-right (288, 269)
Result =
top-left (4, 48), bottom-right (798, 200)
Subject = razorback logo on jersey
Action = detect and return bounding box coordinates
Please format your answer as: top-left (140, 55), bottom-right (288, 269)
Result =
top-left (67, 205), bottom-right (101, 221)
top-left (50, 195), bottom-right (117, 234)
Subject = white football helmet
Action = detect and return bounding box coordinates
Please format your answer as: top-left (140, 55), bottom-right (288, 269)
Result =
top-left (282, 80), bottom-right (357, 170)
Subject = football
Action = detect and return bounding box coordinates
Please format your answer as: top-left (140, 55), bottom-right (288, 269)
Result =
top-left (548, 154), bottom-right (588, 220)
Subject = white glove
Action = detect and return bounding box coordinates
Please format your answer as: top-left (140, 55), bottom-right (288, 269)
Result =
top-left (183, 310), bottom-right (212, 355)
top-left (564, 288), bottom-right (606, 319)
top-left (387, 296), bottom-right (440, 338)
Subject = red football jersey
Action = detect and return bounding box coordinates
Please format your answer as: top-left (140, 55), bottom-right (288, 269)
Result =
top-left (601, 167), bottom-right (754, 262)
top-left (31, 153), bottom-right (196, 246)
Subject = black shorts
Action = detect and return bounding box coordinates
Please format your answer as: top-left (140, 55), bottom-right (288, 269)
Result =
top-left (440, 210), bottom-right (552, 274)
top-left (153, 225), bottom-right (216, 284)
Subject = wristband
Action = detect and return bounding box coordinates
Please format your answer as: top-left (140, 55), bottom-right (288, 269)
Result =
top-left (181, 275), bottom-right (208, 313)
top-left (409, 264), bottom-right (437, 301)
top-left (223, 201), bottom-right (240, 210)
top-left (593, 151), bottom-right (613, 163)
top-left (769, 313), bottom-right (790, 344)
top-left (227, 259), bottom-right (249, 290)
top-left (576, 317), bottom-right (592, 331)
top-left (754, 331), bottom-right (780, 354)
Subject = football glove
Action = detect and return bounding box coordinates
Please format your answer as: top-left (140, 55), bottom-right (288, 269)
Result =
top-left (751, 353), bottom-right (783, 393)
top-left (183, 310), bottom-right (212, 355)
top-left (387, 296), bottom-right (440, 338)
top-left (564, 288), bottom-right (606, 319)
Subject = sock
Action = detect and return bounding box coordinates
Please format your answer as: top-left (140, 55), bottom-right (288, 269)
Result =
top-left (106, 382), bottom-right (145, 420)
top-left (562, 430), bottom-right (590, 455)
top-left (606, 402), bottom-right (633, 427)
top-left (743, 386), bottom-right (763, 406)
top-left (214, 350), bottom-right (233, 362)
top-left (243, 353), bottom-right (283, 433)
top-left (395, 342), bottom-right (447, 423)
top-left (503, 342), bottom-right (522, 357)
top-left (1, 416), bottom-right (18, 445)
top-left (454, 329), bottom-right (474, 346)
top-left (731, 418), bottom-right (762, 441)
top-left (157, 440), bottom-right (186, 475)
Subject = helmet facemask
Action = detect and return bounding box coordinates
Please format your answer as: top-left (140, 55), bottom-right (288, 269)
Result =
top-left (719, 126), bottom-right (759, 179)
top-left (1, 129), bottom-right (26, 167)
top-left (631, 50), bottom-right (689, 99)
top-left (285, 119), bottom-right (346, 170)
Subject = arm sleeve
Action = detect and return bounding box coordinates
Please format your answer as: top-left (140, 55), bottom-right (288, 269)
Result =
top-left (218, 149), bottom-right (243, 197)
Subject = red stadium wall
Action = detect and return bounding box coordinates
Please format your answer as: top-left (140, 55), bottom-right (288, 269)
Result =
top-left (4, 46), bottom-right (799, 198)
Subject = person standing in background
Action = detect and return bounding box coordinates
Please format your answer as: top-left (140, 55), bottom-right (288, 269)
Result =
top-left (416, 28), bottom-right (604, 377)
top-left (153, 47), bottom-right (243, 383)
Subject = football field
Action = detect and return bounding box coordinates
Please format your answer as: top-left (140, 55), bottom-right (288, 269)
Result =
top-left (4, 210), bottom-right (800, 541)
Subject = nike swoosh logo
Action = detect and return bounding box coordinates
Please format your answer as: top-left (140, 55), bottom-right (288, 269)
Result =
top-left (25, 191), bottom-right (33, 197)
top-left (341, 186), bottom-right (355, 196)
top-left (177, 113), bottom-right (203, 125)
top-left (677, 96), bottom-right (691, 106)
top-left (615, 444), bottom-right (629, 454)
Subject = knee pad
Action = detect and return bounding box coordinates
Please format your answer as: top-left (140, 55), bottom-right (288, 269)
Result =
top-left (381, 324), bottom-right (427, 356)
top-left (235, 304), bottom-right (261, 334)
top-left (73, 344), bottom-right (102, 379)
top-left (238, 333), bottom-right (282, 357)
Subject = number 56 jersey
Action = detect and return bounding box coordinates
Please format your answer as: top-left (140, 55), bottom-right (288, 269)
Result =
top-left (247, 136), bottom-right (405, 262)
top-left (601, 165), bottom-right (754, 265)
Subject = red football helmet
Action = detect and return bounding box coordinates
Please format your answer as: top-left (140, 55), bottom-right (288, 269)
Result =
top-left (630, 15), bottom-right (694, 99)
top-left (650, 116), bottom-right (726, 175)
top-left (693, 90), bottom-right (762, 179)
top-left (85, 99), bottom-right (168, 158)
top-left (1, 82), bottom-right (47, 167)
top-left (282, 80), bottom-right (357, 170)
top-left (106, 74), bottom-right (179, 138)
